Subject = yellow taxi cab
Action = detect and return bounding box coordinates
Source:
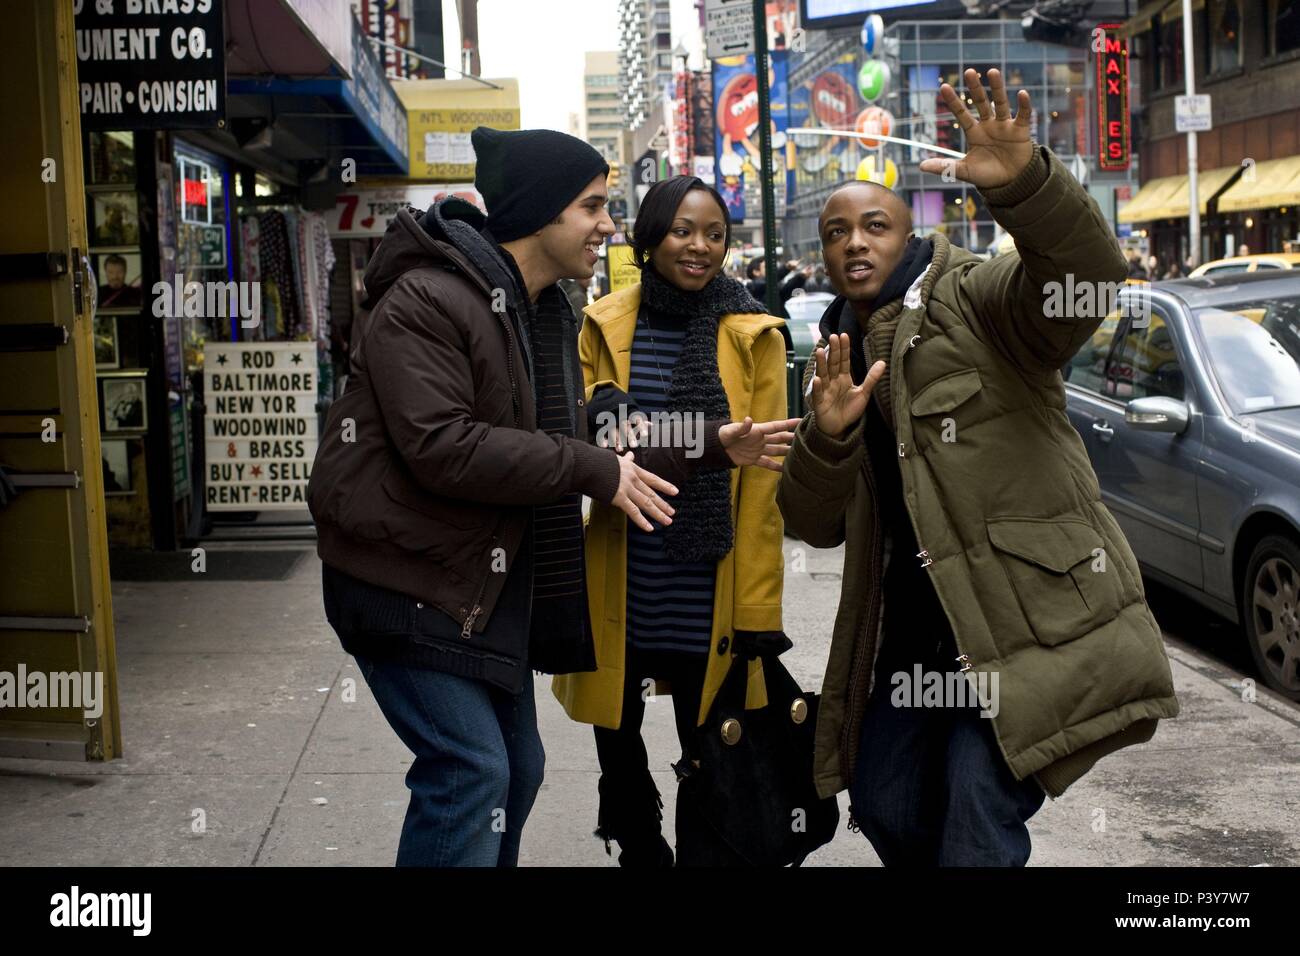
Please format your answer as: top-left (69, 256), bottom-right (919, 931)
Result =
top-left (1189, 252), bottom-right (1300, 278)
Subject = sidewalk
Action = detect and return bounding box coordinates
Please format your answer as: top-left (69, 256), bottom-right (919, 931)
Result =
top-left (0, 542), bottom-right (1296, 866)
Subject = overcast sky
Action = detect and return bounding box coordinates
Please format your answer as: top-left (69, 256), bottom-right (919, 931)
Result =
top-left (442, 0), bottom-right (701, 132)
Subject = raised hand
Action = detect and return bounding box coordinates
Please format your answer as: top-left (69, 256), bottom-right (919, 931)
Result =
top-left (809, 333), bottom-right (886, 439)
top-left (719, 416), bottom-right (803, 471)
top-left (918, 68), bottom-right (1034, 190)
top-left (611, 451), bottom-right (678, 532)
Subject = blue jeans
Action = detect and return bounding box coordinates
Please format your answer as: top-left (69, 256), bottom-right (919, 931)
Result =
top-left (353, 654), bottom-right (545, 867)
top-left (848, 634), bottom-right (1046, 867)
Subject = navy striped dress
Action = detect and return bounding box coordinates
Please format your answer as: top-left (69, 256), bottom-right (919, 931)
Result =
top-left (625, 305), bottom-right (716, 654)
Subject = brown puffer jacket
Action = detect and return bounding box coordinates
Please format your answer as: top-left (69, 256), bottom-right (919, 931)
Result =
top-left (308, 198), bottom-right (620, 669)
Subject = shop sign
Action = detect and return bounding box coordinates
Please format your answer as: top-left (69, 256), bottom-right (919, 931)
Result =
top-left (170, 400), bottom-right (189, 501)
top-left (347, 15), bottom-right (409, 170)
top-left (607, 245), bottom-right (639, 294)
top-left (203, 343), bottom-right (318, 511)
top-left (74, 0), bottom-right (226, 131)
top-left (326, 185), bottom-right (485, 238)
top-left (1095, 23), bottom-right (1130, 171)
top-left (396, 78), bottom-right (521, 182)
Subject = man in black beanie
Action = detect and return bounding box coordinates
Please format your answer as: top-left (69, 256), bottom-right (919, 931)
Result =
top-left (309, 127), bottom-right (683, 866)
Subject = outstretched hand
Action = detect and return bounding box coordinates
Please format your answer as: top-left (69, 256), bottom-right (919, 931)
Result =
top-left (918, 68), bottom-right (1035, 190)
top-left (809, 333), bottom-right (886, 440)
top-left (719, 416), bottom-right (803, 471)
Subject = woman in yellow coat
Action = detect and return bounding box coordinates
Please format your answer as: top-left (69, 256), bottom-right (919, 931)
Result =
top-left (552, 175), bottom-right (793, 865)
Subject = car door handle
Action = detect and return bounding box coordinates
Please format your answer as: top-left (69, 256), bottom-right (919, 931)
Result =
top-left (1092, 420), bottom-right (1114, 441)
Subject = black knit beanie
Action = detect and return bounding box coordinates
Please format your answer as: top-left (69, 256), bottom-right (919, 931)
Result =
top-left (471, 127), bottom-right (610, 242)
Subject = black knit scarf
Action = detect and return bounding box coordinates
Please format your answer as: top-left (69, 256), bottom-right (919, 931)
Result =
top-left (639, 266), bottom-right (766, 563)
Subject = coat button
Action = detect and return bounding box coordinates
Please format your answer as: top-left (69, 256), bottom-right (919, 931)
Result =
top-left (717, 636), bottom-right (729, 655)
top-left (416, 602), bottom-right (423, 609)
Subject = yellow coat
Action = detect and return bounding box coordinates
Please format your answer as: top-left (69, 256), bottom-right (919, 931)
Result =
top-left (551, 282), bottom-right (788, 730)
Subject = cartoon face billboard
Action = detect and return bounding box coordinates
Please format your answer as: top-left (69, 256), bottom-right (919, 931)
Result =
top-left (713, 52), bottom-right (789, 222)
top-left (789, 54), bottom-right (860, 192)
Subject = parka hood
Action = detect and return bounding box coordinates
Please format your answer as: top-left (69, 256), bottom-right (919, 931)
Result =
top-left (362, 197), bottom-right (526, 313)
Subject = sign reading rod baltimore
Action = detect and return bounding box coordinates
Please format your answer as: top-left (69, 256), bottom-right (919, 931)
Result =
top-left (203, 342), bottom-right (317, 511)
top-left (75, 0), bottom-right (226, 131)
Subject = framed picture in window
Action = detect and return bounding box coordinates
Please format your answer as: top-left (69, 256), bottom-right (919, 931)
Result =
top-left (90, 190), bottom-right (140, 246)
top-left (94, 315), bottom-right (119, 369)
top-left (88, 131), bottom-right (135, 185)
top-left (98, 370), bottom-right (149, 435)
top-left (100, 438), bottom-right (133, 495)
top-left (93, 251), bottom-right (144, 312)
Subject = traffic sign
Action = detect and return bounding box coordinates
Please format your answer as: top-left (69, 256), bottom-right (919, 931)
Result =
top-left (706, 0), bottom-right (753, 59)
top-left (1175, 94), bottom-right (1212, 133)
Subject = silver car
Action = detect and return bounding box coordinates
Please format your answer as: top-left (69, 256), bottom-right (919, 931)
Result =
top-left (1063, 272), bottom-right (1300, 700)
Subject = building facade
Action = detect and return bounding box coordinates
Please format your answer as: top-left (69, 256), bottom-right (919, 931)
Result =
top-left (783, 18), bottom-right (1139, 260)
top-left (1120, 0), bottom-right (1300, 270)
top-left (618, 0), bottom-right (673, 132)
top-left (584, 51), bottom-right (625, 164)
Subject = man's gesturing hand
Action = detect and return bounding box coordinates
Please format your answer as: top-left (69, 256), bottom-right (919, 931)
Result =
top-left (720, 416), bottom-right (802, 471)
top-left (810, 332), bottom-right (886, 439)
top-left (612, 451), bottom-right (678, 532)
top-left (918, 68), bottom-right (1034, 190)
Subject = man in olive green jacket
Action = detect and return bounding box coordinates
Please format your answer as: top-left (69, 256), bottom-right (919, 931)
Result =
top-left (777, 70), bottom-right (1178, 866)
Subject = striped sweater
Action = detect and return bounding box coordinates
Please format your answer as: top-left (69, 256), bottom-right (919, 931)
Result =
top-left (624, 306), bottom-right (716, 654)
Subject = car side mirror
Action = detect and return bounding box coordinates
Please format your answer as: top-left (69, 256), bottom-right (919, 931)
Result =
top-left (1125, 396), bottom-right (1189, 434)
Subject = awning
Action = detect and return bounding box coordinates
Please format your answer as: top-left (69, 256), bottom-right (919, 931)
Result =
top-left (227, 17), bottom-right (408, 176)
top-left (1216, 157), bottom-right (1300, 213)
top-left (225, 0), bottom-right (353, 78)
top-left (1118, 175), bottom-right (1186, 223)
top-left (1118, 166), bottom-right (1243, 222)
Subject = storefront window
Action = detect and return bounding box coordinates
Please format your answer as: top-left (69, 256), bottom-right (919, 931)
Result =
top-left (1208, 0), bottom-right (1244, 72)
top-left (87, 131), bottom-right (135, 185)
top-left (1005, 60), bottom-right (1044, 87)
top-left (1270, 0), bottom-right (1300, 55)
top-left (173, 143), bottom-right (232, 358)
top-left (1045, 65), bottom-right (1085, 156)
top-left (1155, 16), bottom-right (1185, 90)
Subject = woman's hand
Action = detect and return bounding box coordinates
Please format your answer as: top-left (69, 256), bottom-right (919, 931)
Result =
top-left (720, 416), bottom-right (802, 471)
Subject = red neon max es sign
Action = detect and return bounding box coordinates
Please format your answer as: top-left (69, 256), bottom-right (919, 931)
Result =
top-left (1095, 23), bottom-right (1130, 171)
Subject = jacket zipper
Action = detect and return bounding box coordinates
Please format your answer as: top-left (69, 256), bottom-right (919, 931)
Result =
top-left (461, 309), bottom-right (516, 636)
top-left (841, 340), bottom-right (886, 792)
top-left (460, 528), bottom-right (499, 639)
top-left (494, 308), bottom-right (522, 428)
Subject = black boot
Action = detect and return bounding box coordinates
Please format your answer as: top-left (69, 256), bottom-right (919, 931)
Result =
top-left (594, 770), bottom-right (674, 867)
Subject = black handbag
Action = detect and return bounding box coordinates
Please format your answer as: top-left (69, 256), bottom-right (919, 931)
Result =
top-left (673, 631), bottom-right (839, 866)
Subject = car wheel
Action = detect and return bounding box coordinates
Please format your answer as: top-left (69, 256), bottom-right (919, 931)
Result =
top-left (1242, 534), bottom-right (1300, 701)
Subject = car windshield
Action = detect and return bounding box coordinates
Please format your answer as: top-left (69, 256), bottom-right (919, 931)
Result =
top-left (1195, 295), bottom-right (1300, 414)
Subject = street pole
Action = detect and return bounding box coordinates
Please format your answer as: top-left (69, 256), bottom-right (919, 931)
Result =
top-left (1182, 0), bottom-right (1200, 267)
top-left (752, 0), bottom-right (779, 317)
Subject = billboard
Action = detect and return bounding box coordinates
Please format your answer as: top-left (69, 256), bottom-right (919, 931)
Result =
top-left (712, 52), bottom-right (791, 222)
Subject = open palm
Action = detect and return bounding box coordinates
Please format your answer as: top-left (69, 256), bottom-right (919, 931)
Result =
top-left (919, 68), bottom-right (1034, 190)
top-left (810, 333), bottom-right (886, 439)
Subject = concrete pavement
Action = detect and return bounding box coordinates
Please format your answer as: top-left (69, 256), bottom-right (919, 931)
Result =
top-left (0, 540), bottom-right (1296, 866)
